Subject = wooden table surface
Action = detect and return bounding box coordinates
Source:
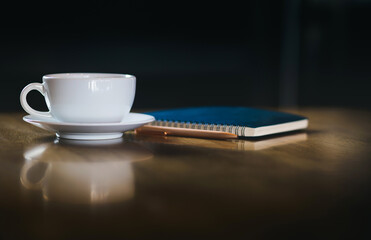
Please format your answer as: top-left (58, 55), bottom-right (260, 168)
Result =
top-left (0, 108), bottom-right (370, 239)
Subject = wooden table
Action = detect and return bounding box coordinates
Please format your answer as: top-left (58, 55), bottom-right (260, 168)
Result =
top-left (0, 108), bottom-right (370, 239)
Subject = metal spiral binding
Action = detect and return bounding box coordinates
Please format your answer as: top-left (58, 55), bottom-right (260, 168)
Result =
top-left (150, 120), bottom-right (248, 137)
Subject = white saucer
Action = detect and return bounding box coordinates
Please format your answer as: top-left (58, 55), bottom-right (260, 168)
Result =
top-left (23, 113), bottom-right (155, 140)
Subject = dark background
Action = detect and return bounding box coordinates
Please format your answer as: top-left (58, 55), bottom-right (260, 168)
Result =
top-left (0, 0), bottom-right (370, 112)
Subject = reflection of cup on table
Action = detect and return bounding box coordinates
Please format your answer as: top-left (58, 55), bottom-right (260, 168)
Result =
top-left (20, 140), bottom-right (153, 204)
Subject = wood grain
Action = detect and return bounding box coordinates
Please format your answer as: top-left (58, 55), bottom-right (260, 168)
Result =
top-left (0, 108), bottom-right (370, 239)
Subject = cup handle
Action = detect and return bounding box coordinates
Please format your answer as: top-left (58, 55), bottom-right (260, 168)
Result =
top-left (20, 160), bottom-right (47, 190)
top-left (20, 83), bottom-right (52, 118)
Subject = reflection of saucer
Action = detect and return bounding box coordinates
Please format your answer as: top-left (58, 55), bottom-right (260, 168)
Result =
top-left (24, 139), bottom-right (154, 163)
top-left (23, 113), bottom-right (155, 140)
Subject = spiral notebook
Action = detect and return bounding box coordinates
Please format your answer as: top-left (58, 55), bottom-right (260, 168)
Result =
top-left (136, 106), bottom-right (308, 139)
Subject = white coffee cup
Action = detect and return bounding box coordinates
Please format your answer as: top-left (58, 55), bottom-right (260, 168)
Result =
top-left (20, 73), bottom-right (136, 123)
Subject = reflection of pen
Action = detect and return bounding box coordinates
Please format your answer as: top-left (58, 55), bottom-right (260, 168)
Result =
top-left (135, 125), bottom-right (238, 139)
top-left (135, 129), bottom-right (308, 151)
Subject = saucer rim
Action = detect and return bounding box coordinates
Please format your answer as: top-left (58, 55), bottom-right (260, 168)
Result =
top-left (23, 113), bottom-right (155, 127)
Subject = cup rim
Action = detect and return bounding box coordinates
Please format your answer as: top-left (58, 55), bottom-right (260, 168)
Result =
top-left (43, 73), bottom-right (135, 80)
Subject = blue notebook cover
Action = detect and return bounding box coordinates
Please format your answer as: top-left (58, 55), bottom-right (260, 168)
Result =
top-left (146, 106), bottom-right (308, 137)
